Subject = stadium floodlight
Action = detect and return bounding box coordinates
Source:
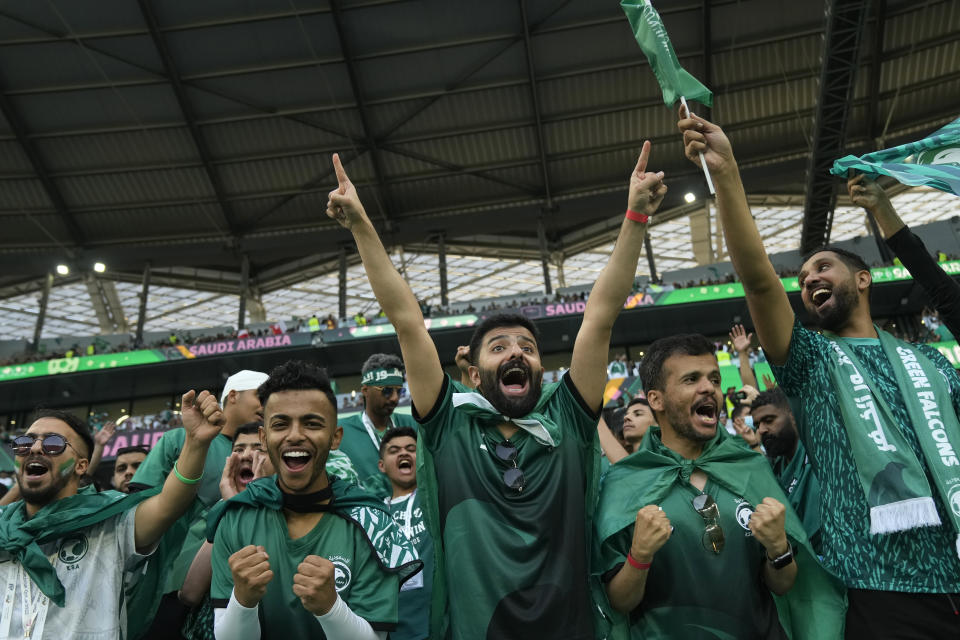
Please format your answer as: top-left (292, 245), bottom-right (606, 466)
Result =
top-left (684, 192), bottom-right (696, 203)
top-left (93, 262), bottom-right (106, 273)
top-left (56, 264), bottom-right (69, 276)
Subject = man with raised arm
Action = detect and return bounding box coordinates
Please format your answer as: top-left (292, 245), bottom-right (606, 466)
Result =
top-left (326, 144), bottom-right (667, 640)
top-left (0, 393), bottom-right (223, 639)
top-left (679, 111), bottom-right (960, 637)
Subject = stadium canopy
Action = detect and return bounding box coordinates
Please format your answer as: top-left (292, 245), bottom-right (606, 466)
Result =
top-left (1, 0), bottom-right (959, 338)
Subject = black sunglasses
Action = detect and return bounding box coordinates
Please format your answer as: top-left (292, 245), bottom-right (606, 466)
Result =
top-left (376, 386), bottom-right (405, 398)
top-left (493, 440), bottom-right (525, 493)
top-left (692, 493), bottom-right (725, 554)
top-left (12, 434), bottom-right (80, 457)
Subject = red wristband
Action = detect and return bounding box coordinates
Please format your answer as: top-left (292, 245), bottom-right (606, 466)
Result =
top-left (626, 553), bottom-right (651, 570)
top-left (625, 209), bottom-right (649, 224)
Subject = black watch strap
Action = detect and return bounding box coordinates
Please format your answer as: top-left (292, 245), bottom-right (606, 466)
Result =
top-left (767, 545), bottom-right (794, 570)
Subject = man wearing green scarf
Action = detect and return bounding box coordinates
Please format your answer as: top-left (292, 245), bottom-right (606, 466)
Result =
top-left (595, 334), bottom-right (844, 639)
top-left (337, 353), bottom-right (417, 497)
top-left (752, 388), bottom-right (822, 552)
top-left (679, 109), bottom-right (960, 636)
top-left (0, 391), bottom-right (224, 639)
top-left (325, 142), bottom-right (667, 639)
top-left (209, 360), bottom-right (420, 639)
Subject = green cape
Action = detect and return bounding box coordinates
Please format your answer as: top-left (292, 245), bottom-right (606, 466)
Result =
top-left (593, 427), bottom-right (846, 640)
top-left (206, 476), bottom-right (422, 584)
top-left (0, 487), bottom-right (157, 608)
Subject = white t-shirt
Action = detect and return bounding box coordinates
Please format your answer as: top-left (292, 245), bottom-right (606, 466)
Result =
top-left (0, 508), bottom-right (153, 639)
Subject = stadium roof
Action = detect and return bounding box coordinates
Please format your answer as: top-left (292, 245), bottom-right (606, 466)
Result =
top-left (1, 0), bottom-right (959, 338)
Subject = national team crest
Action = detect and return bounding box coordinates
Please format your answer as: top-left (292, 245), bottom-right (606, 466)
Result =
top-left (58, 533), bottom-right (88, 565)
top-left (330, 556), bottom-right (352, 592)
top-left (735, 501), bottom-right (754, 534)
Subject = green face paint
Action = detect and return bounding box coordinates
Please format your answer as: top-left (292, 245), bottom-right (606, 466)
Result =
top-left (58, 458), bottom-right (76, 478)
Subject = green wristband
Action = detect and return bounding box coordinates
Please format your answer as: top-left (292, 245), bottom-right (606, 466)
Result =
top-left (173, 461), bottom-right (202, 485)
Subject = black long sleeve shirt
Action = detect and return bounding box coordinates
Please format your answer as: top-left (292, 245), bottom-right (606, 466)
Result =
top-left (886, 225), bottom-right (960, 338)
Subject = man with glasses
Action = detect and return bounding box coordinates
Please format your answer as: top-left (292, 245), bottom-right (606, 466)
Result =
top-left (112, 445), bottom-right (149, 493)
top-left (326, 143), bottom-right (667, 639)
top-left (337, 354), bottom-right (417, 497)
top-left (595, 334), bottom-right (841, 640)
top-left (0, 396), bottom-right (223, 638)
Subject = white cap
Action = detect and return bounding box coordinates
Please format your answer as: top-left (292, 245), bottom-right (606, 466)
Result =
top-left (220, 369), bottom-right (269, 406)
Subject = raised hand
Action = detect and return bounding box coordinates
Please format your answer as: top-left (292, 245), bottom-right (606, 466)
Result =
top-left (627, 140), bottom-right (668, 218)
top-left (455, 346), bottom-right (471, 373)
top-left (229, 545), bottom-right (274, 607)
top-left (94, 420), bottom-right (116, 447)
top-left (729, 324), bottom-right (753, 353)
top-left (761, 373), bottom-right (777, 389)
top-left (326, 153), bottom-right (369, 230)
top-left (629, 505), bottom-right (672, 563)
top-left (733, 414), bottom-right (761, 448)
top-left (748, 497), bottom-right (790, 557)
top-left (677, 107), bottom-right (735, 175)
top-left (181, 389), bottom-right (225, 445)
top-left (847, 174), bottom-right (890, 213)
top-left (292, 555), bottom-right (339, 615)
top-left (219, 452), bottom-right (242, 500)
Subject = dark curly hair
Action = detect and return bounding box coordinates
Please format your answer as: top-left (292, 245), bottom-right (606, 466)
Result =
top-left (467, 313), bottom-right (541, 365)
top-left (378, 426), bottom-right (417, 458)
top-left (257, 361), bottom-right (337, 413)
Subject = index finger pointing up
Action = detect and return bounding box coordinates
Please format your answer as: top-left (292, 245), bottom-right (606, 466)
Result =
top-left (635, 140), bottom-right (651, 176)
top-left (332, 153), bottom-right (349, 193)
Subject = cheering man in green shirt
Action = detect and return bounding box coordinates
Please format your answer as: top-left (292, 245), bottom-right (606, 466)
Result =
top-left (679, 109), bottom-right (960, 637)
top-left (337, 353), bottom-right (417, 497)
top-left (596, 334), bottom-right (833, 639)
top-left (208, 360), bottom-right (420, 640)
top-left (325, 141), bottom-right (666, 639)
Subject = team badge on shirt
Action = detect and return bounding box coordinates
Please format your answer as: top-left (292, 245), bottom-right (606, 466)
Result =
top-left (734, 499), bottom-right (755, 536)
top-left (58, 533), bottom-right (88, 565)
top-left (948, 481), bottom-right (960, 518)
top-left (330, 556), bottom-right (352, 592)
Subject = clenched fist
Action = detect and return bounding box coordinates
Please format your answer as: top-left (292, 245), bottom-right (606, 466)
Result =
top-left (748, 497), bottom-right (790, 557)
top-left (293, 555), bottom-right (339, 615)
top-left (629, 505), bottom-right (672, 564)
top-left (229, 545), bottom-right (274, 607)
top-left (181, 389), bottom-right (225, 445)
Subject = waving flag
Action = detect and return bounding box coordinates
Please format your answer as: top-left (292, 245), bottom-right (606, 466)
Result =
top-left (831, 117), bottom-right (960, 196)
top-left (621, 1), bottom-right (713, 108)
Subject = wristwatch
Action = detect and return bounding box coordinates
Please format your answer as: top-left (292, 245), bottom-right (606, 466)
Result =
top-left (767, 545), bottom-right (794, 570)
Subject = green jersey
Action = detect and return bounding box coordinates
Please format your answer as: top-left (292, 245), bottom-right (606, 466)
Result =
top-left (130, 428), bottom-right (234, 592)
top-left (772, 320), bottom-right (960, 592)
top-left (417, 374), bottom-right (599, 640)
top-left (211, 505), bottom-right (400, 638)
top-left (386, 490), bottom-right (433, 640)
top-left (599, 476), bottom-right (786, 639)
top-left (338, 411), bottom-right (418, 498)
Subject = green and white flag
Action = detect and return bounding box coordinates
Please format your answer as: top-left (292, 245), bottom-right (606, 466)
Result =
top-left (621, 1), bottom-right (713, 108)
top-left (831, 116), bottom-right (960, 196)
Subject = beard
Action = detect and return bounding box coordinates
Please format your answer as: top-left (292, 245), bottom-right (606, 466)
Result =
top-left (812, 280), bottom-right (858, 331)
top-left (479, 360), bottom-right (542, 419)
top-left (18, 457), bottom-right (72, 506)
top-left (663, 398), bottom-right (715, 443)
top-left (762, 427), bottom-right (798, 459)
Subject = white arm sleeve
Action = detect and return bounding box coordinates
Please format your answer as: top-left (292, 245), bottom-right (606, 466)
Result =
top-left (315, 595), bottom-right (387, 640)
top-left (214, 590), bottom-right (262, 640)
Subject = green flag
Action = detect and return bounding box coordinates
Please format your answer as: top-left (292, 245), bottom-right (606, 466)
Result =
top-left (831, 116), bottom-right (960, 196)
top-left (621, 1), bottom-right (713, 107)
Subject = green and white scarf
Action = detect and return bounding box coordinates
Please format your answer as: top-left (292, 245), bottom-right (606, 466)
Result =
top-left (827, 329), bottom-right (960, 557)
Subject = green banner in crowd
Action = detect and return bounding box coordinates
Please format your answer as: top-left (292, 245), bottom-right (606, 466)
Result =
top-left (0, 349), bottom-right (168, 382)
top-left (932, 340), bottom-right (960, 369)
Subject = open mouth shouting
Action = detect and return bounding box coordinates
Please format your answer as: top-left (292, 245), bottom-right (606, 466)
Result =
top-left (396, 455), bottom-right (414, 477)
top-left (809, 286), bottom-right (833, 311)
top-left (691, 398), bottom-right (719, 429)
top-left (499, 362), bottom-right (531, 397)
top-left (22, 457), bottom-right (51, 484)
top-left (236, 463), bottom-right (256, 486)
top-left (280, 447), bottom-right (313, 474)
